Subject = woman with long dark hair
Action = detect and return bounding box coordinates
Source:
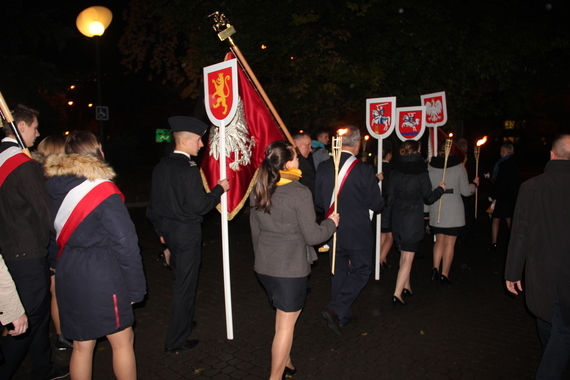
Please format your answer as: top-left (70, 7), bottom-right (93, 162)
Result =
top-left (250, 140), bottom-right (339, 380)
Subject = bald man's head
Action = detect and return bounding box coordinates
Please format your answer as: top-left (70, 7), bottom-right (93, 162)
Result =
top-left (551, 134), bottom-right (570, 160)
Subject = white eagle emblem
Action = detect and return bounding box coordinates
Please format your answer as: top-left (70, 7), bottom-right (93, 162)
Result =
top-left (208, 97), bottom-right (255, 171)
top-left (426, 99), bottom-right (443, 122)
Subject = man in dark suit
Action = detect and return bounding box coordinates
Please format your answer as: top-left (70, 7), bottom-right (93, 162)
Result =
top-left (0, 104), bottom-right (68, 379)
top-left (505, 134), bottom-right (570, 378)
top-left (315, 125), bottom-right (384, 334)
top-left (147, 116), bottom-right (229, 353)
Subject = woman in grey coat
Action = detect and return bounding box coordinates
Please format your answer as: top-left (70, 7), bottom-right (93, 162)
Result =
top-left (428, 150), bottom-right (479, 284)
top-left (250, 140), bottom-right (339, 380)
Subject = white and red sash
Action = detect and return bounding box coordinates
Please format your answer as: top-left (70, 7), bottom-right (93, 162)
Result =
top-left (325, 155), bottom-right (359, 218)
top-left (0, 146), bottom-right (33, 187)
top-left (54, 179), bottom-right (124, 258)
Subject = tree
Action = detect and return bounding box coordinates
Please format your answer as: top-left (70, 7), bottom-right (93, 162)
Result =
top-left (119, 0), bottom-right (570, 135)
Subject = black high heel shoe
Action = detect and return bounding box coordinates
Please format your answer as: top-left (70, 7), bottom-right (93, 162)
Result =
top-left (431, 268), bottom-right (439, 282)
top-left (402, 288), bottom-right (413, 298)
top-left (392, 296), bottom-right (406, 306)
top-left (157, 251), bottom-right (171, 270)
top-left (440, 275), bottom-right (452, 286)
top-left (283, 366), bottom-right (297, 379)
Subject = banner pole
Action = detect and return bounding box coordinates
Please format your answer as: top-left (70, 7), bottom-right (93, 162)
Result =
top-left (209, 12), bottom-right (294, 147)
top-left (228, 42), bottom-right (294, 146)
top-left (374, 139), bottom-right (383, 280)
top-left (219, 120), bottom-right (234, 340)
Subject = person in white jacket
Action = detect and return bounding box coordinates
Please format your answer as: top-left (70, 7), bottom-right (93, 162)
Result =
top-left (0, 254), bottom-right (28, 336)
top-left (428, 150), bottom-right (479, 285)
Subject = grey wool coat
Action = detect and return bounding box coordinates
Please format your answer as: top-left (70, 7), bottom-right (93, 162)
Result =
top-left (250, 180), bottom-right (336, 278)
top-left (428, 156), bottom-right (476, 228)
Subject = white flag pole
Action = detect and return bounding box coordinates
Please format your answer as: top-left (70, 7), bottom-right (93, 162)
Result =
top-left (374, 139), bottom-right (383, 280)
top-left (219, 120), bottom-right (234, 340)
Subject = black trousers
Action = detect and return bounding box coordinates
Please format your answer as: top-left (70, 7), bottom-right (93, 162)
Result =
top-left (536, 296), bottom-right (570, 379)
top-left (163, 221), bottom-right (202, 350)
top-left (0, 257), bottom-right (52, 379)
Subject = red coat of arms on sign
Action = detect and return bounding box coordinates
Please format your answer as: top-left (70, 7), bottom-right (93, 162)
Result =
top-left (204, 59), bottom-right (239, 126)
top-left (366, 97), bottom-right (396, 139)
top-left (420, 91), bottom-right (447, 127)
top-left (395, 106), bottom-right (427, 141)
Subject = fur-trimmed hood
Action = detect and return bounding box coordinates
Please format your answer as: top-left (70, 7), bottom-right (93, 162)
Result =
top-left (43, 154), bottom-right (116, 181)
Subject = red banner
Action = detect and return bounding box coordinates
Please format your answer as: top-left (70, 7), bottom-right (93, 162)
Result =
top-left (200, 53), bottom-right (284, 220)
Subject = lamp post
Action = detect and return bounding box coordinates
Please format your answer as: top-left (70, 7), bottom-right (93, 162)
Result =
top-left (76, 6), bottom-right (112, 149)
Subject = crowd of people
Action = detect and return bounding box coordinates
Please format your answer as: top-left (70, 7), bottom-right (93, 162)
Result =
top-left (1, 104), bottom-right (568, 379)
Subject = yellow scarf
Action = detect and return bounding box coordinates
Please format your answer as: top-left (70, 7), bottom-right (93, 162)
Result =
top-left (277, 167), bottom-right (302, 186)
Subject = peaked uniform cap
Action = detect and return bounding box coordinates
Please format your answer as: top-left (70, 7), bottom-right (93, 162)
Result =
top-left (168, 116), bottom-right (208, 136)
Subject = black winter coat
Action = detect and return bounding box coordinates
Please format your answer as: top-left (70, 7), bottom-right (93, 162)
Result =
top-left (44, 154), bottom-right (146, 341)
top-left (386, 153), bottom-right (444, 252)
top-left (505, 160), bottom-right (570, 324)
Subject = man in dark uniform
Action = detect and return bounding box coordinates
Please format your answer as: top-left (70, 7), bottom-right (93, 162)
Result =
top-left (147, 116), bottom-right (229, 353)
top-left (315, 125), bottom-right (384, 334)
top-left (0, 104), bottom-right (69, 379)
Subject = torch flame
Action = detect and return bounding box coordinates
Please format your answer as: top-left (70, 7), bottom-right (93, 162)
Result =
top-left (338, 128), bottom-right (348, 136)
top-left (448, 133), bottom-right (453, 138)
top-left (364, 135), bottom-right (370, 141)
top-left (476, 136), bottom-right (487, 146)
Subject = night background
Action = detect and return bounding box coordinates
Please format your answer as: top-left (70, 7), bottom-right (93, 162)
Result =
top-left (1, 0), bottom-right (569, 173)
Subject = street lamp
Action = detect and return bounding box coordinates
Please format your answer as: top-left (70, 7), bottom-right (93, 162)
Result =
top-left (76, 6), bottom-right (112, 148)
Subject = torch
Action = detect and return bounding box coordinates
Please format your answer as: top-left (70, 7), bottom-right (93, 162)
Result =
top-left (474, 136), bottom-right (487, 218)
top-left (437, 133), bottom-right (453, 223)
top-left (330, 128), bottom-right (347, 274)
top-left (0, 92), bottom-right (30, 157)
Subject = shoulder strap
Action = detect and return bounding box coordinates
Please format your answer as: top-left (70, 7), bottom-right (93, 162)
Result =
top-left (0, 147), bottom-right (33, 187)
top-left (55, 179), bottom-right (124, 259)
top-left (325, 156), bottom-right (359, 218)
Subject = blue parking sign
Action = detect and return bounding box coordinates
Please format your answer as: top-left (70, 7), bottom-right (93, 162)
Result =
top-left (96, 106), bottom-right (109, 121)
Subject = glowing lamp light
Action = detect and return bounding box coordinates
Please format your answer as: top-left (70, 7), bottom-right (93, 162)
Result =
top-left (76, 6), bottom-right (113, 38)
top-left (448, 133), bottom-right (453, 138)
top-left (477, 136), bottom-right (488, 147)
top-left (364, 135), bottom-right (370, 141)
top-left (89, 21), bottom-right (105, 36)
top-left (67, 101), bottom-right (74, 106)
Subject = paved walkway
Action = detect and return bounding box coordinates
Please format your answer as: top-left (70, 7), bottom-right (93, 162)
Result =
top-left (13, 180), bottom-right (544, 379)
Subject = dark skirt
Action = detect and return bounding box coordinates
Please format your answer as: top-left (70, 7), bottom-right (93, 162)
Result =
top-left (493, 199), bottom-right (516, 219)
top-left (256, 273), bottom-right (308, 312)
top-left (397, 239), bottom-right (423, 253)
top-left (431, 226), bottom-right (463, 236)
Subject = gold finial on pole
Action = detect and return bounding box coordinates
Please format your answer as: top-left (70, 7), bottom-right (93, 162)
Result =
top-left (208, 12), bottom-right (295, 147)
top-left (437, 133), bottom-right (453, 224)
top-left (209, 11), bottom-right (236, 41)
